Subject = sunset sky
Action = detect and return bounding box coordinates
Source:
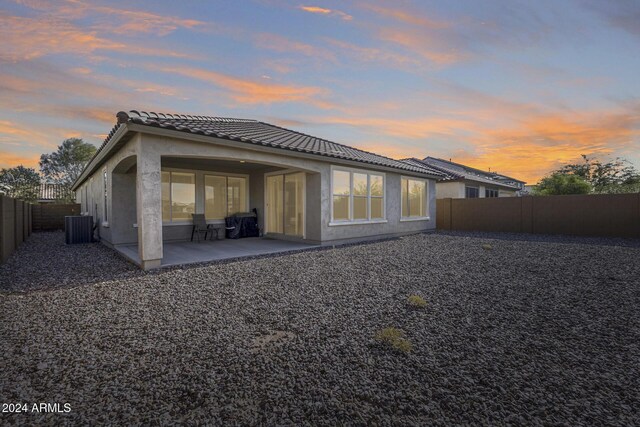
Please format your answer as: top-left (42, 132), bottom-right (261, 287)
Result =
top-left (1, 0), bottom-right (639, 183)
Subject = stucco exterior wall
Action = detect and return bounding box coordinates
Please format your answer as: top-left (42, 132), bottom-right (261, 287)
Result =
top-left (75, 136), bottom-right (139, 246)
top-left (436, 181), bottom-right (464, 199)
top-left (77, 130), bottom-right (437, 260)
top-left (435, 180), bottom-right (516, 199)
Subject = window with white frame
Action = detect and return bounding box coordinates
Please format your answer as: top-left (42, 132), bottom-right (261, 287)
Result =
top-left (204, 174), bottom-right (248, 220)
top-left (465, 186), bottom-right (479, 198)
top-left (401, 177), bottom-right (427, 218)
top-left (485, 188), bottom-right (498, 198)
top-left (103, 169), bottom-right (108, 222)
top-left (331, 168), bottom-right (385, 222)
top-left (162, 171), bottom-right (196, 222)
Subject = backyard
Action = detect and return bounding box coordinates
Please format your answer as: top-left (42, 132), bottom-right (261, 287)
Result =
top-left (1, 232), bottom-right (639, 425)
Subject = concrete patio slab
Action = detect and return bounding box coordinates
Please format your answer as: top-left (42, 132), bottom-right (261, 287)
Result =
top-left (115, 237), bottom-right (318, 268)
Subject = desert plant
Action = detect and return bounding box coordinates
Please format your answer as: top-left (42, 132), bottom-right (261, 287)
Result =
top-left (407, 295), bottom-right (427, 308)
top-left (375, 327), bottom-right (413, 353)
top-left (482, 244), bottom-right (493, 250)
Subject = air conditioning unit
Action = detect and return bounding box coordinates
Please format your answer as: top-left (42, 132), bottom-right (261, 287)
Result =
top-left (65, 215), bottom-right (93, 244)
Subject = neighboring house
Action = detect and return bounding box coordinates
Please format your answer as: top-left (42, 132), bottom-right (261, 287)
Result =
top-left (37, 183), bottom-right (74, 203)
top-left (402, 157), bottom-right (525, 199)
top-left (72, 110), bottom-right (444, 269)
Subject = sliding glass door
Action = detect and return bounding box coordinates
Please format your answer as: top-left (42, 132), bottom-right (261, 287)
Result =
top-left (266, 172), bottom-right (305, 237)
top-left (266, 175), bottom-right (284, 234)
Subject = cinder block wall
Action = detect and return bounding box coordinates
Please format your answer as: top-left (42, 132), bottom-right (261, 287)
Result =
top-left (0, 195), bottom-right (32, 264)
top-left (32, 204), bottom-right (81, 231)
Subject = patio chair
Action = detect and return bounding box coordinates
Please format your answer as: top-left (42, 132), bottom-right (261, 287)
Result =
top-left (191, 214), bottom-right (209, 243)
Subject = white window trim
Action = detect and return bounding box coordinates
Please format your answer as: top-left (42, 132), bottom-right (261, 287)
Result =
top-left (465, 185), bottom-right (480, 199)
top-left (329, 166), bottom-right (386, 226)
top-left (102, 168), bottom-right (109, 227)
top-left (400, 176), bottom-right (430, 221)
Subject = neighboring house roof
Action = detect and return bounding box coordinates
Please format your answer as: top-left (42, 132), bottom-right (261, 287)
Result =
top-left (38, 183), bottom-right (73, 201)
top-left (403, 157), bottom-right (523, 190)
top-left (73, 110), bottom-right (445, 190)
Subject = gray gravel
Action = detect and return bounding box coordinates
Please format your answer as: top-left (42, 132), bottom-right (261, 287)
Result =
top-left (0, 232), bottom-right (142, 292)
top-left (2, 232), bottom-right (639, 425)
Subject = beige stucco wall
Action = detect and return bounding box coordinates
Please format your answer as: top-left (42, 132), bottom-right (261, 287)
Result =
top-left (436, 181), bottom-right (464, 199)
top-left (435, 180), bottom-right (515, 199)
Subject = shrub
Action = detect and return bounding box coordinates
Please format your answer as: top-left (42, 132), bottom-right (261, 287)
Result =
top-left (482, 244), bottom-right (493, 250)
top-left (375, 327), bottom-right (413, 353)
top-left (407, 295), bottom-right (427, 308)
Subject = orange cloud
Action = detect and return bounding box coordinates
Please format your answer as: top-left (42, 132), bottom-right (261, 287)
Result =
top-left (255, 33), bottom-right (336, 62)
top-left (0, 151), bottom-right (40, 169)
top-left (0, 120), bottom-right (37, 140)
top-left (357, 4), bottom-right (471, 65)
top-left (351, 142), bottom-right (417, 160)
top-left (376, 27), bottom-right (468, 65)
top-left (362, 4), bottom-right (449, 29)
top-left (14, 0), bottom-right (207, 36)
top-left (159, 66), bottom-right (330, 106)
top-left (324, 38), bottom-right (419, 67)
top-left (0, 12), bottom-right (197, 61)
top-left (299, 5), bottom-right (352, 21)
top-left (452, 111), bottom-right (640, 183)
top-left (91, 6), bottom-right (205, 36)
top-left (300, 6), bottom-right (331, 14)
top-left (316, 115), bottom-right (476, 140)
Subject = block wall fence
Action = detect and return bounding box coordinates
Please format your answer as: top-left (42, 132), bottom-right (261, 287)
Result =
top-left (0, 195), bottom-right (32, 263)
top-left (436, 194), bottom-right (640, 238)
top-left (0, 197), bottom-right (81, 263)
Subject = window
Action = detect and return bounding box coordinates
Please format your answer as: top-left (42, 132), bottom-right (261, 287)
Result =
top-left (161, 171), bottom-right (195, 222)
top-left (103, 169), bottom-right (108, 222)
top-left (204, 175), bottom-right (248, 220)
top-left (353, 173), bottom-right (368, 220)
top-left (332, 170), bottom-right (350, 221)
top-left (485, 188), bottom-right (498, 198)
top-left (370, 175), bottom-right (384, 219)
top-left (401, 177), bottom-right (427, 218)
top-left (331, 168), bottom-right (385, 223)
top-left (465, 186), bottom-right (479, 198)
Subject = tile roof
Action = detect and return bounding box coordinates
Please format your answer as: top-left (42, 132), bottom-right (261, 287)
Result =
top-left (38, 183), bottom-right (73, 201)
top-left (114, 110), bottom-right (446, 177)
top-left (402, 157), bottom-right (521, 189)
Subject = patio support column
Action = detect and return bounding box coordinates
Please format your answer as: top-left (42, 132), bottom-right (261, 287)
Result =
top-left (136, 142), bottom-right (163, 269)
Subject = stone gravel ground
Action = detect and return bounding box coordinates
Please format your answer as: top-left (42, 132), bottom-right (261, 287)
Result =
top-left (1, 232), bottom-right (639, 425)
top-left (0, 232), bottom-right (142, 292)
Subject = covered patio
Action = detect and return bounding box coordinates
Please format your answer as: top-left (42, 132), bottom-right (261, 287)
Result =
top-left (115, 237), bottom-right (317, 268)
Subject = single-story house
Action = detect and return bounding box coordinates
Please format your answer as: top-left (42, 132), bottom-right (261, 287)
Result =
top-left (72, 110), bottom-right (444, 269)
top-left (402, 157), bottom-right (525, 199)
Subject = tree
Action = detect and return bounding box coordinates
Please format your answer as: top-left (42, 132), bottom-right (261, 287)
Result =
top-left (557, 155), bottom-right (640, 194)
top-left (39, 138), bottom-right (96, 200)
top-left (533, 172), bottom-right (592, 195)
top-left (0, 166), bottom-right (41, 202)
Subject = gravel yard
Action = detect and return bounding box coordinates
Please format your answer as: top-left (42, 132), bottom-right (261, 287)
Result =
top-left (0, 232), bottom-right (141, 292)
top-left (1, 232), bottom-right (639, 425)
